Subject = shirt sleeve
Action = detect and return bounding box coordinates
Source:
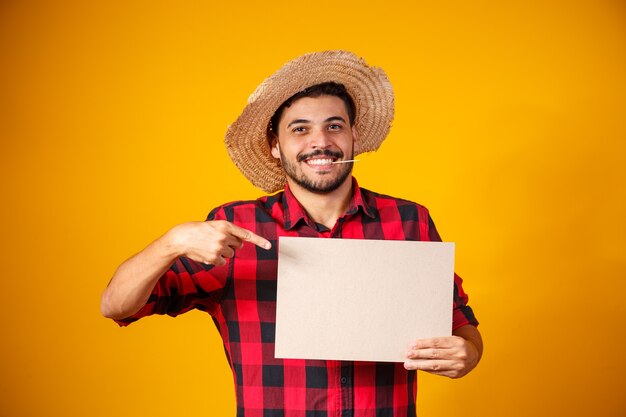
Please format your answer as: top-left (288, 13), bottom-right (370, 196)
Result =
top-left (114, 207), bottom-right (230, 327)
top-left (427, 214), bottom-right (480, 330)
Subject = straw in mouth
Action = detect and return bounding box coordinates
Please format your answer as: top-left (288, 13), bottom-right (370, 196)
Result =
top-left (331, 159), bottom-right (360, 164)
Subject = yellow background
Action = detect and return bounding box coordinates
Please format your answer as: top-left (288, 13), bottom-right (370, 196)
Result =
top-left (1, 0), bottom-right (625, 416)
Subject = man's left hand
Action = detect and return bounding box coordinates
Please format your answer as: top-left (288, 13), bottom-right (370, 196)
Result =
top-left (404, 325), bottom-right (483, 379)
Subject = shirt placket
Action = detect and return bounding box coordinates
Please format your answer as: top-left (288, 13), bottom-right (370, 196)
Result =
top-left (310, 210), bottom-right (354, 417)
top-left (333, 219), bottom-right (353, 417)
top-left (340, 361), bottom-right (354, 417)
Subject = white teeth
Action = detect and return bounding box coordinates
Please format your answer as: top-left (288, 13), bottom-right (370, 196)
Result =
top-left (306, 159), bottom-right (334, 166)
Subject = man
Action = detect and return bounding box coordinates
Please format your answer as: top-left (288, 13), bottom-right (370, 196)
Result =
top-left (101, 50), bottom-right (482, 417)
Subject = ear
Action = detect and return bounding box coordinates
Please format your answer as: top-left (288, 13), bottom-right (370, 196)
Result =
top-left (270, 139), bottom-right (281, 160)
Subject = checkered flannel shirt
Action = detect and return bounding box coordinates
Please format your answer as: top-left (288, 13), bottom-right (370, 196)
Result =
top-left (116, 178), bottom-right (479, 417)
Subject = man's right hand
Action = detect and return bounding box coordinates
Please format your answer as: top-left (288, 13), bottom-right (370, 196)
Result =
top-left (167, 221), bottom-right (272, 266)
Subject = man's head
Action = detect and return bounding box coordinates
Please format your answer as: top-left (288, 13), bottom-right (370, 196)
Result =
top-left (225, 50), bottom-right (394, 193)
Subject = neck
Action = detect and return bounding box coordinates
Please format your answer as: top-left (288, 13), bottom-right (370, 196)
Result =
top-left (286, 177), bottom-right (354, 230)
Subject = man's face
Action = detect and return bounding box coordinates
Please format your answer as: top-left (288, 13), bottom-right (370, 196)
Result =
top-left (270, 95), bottom-right (358, 194)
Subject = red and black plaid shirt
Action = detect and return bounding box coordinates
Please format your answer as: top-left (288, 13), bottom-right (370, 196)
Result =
top-left (116, 178), bottom-right (478, 417)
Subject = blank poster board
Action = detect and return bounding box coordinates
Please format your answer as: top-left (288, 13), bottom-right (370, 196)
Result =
top-left (275, 237), bottom-right (455, 363)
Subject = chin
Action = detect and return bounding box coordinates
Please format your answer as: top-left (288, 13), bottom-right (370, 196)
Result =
top-left (295, 173), bottom-right (352, 194)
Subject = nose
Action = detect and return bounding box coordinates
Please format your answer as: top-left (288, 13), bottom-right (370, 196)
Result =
top-left (309, 127), bottom-right (332, 149)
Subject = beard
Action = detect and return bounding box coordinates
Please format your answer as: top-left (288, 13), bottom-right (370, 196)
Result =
top-left (280, 148), bottom-right (354, 194)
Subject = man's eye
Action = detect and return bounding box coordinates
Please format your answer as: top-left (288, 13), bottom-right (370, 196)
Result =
top-left (292, 126), bottom-right (306, 133)
top-left (328, 124), bottom-right (342, 130)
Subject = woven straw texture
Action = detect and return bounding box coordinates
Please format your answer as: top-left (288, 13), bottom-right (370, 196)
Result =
top-left (224, 50), bottom-right (395, 193)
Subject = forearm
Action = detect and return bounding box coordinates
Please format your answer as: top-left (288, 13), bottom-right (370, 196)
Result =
top-left (100, 230), bottom-right (181, 320)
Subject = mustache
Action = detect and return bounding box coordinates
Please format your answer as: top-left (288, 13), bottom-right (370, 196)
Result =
top-left (297, 149), bottom-right (344, 162)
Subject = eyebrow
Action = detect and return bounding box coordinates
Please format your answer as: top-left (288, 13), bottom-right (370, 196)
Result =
top-left (286, 116), bottom-right (347, 129)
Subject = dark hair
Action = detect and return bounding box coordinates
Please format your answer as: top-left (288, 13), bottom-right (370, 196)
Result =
top-left (268, 82), bottom-right (356, 138)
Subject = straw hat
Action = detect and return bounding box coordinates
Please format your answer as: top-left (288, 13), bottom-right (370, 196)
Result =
top-left (224, 50), bottom-right (394, 193)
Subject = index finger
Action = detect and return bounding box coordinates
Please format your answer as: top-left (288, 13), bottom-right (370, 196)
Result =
top-left (228, 223), bottom-right (272, 250)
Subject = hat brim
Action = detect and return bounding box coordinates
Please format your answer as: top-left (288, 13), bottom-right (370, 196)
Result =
top-left (225, 50), bottom-right (394, 193)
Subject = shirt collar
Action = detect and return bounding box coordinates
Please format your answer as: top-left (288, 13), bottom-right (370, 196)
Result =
top-left (282, 177), bottom-right (376, 230)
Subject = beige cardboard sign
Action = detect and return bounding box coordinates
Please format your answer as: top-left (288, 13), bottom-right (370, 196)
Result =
top-left (275, 237), bottom-right (455, 363)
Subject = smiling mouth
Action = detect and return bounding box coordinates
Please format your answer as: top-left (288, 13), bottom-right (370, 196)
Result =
top-left (298, 150), bottom-right (343, 166)
top-left (305, 157), bottom-right (337, 166)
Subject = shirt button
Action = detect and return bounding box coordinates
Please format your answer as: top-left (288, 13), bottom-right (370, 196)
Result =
top-left (340, 376), bottom-right (347, 385)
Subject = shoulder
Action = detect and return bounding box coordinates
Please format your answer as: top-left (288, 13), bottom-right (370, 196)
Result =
top-left (206, 192), bottom-right (284, 221)
top-left (358, 187), bottom-right (435, 240)
top-left (360, 187), bottom-right (429, 217)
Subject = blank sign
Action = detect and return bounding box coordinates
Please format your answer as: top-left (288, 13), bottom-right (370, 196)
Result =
top-left (275, 237), bottom-right (455, 363)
